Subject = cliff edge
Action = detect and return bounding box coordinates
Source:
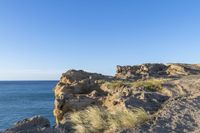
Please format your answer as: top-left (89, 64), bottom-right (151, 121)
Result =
top-left (3, 63), bottom-right (200, 133)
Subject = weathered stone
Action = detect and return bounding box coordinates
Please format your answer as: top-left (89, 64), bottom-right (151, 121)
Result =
top-left (54, 69), bottom-right (112, 123)
top-left (4, 63), bottom-right (200, 133)
top-left (116, 63), bottom-right (200, 80)
top-left (125, 92), bottom-right (169, 113)
top-left (116, 64), bottom-right (168, 79)
top-left (3, 116), bottom-right (50, 133)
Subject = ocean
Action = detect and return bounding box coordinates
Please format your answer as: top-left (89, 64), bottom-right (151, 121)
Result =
top-left (0, 81), bottom-right (58, 131)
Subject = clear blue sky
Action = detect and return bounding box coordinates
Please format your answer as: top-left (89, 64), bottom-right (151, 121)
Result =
top-left (0, 0), bottom-right (200, 80)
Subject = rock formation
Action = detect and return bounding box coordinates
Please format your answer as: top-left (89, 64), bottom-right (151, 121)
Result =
top-left (116, 63), bottom-right (200, 79)
top-left (123, 75), bottom-right (200, 133)
top-left (3, 116), bottom-right (52, 133)
top-left (53, 69), bottom-right (112, 124)
top-left (3, 63), bottom-right (200, 133)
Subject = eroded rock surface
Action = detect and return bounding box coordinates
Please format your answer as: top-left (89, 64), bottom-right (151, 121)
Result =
top-left (53, 64), bottom-right (200, 133)
top-left (125, 92), bottom-right (169, 113)
top-left (3, 116), bottom-right (51, 133)
top-left (116, 63), bottom-right (200, 79)
top-left (124, 75), bottom-right (200, 133)
top-left (3, 63), bottom-right (200, 133)
top-left (54, 70), bottom-right (112, 123)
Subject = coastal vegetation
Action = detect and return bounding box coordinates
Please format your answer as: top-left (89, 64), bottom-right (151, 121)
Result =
top-left (102, 78), bottom-right (169, 94)
top-left (70, 106), bottom-right (148, 133)
top-left (4, 63), bottom-right (200, 133)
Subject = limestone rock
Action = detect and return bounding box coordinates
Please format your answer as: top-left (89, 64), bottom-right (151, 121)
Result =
top-left (4, 63), bottom-right (200, 133)
top-left (125, 92), bottom-right (169, 113)
top-left (54, 70), bottom-right (112, 123)
top-left (116, 64), bottom-right (168, 79)
top-left (121, 75), bottom-right (200, 133)
top-left (116, 63), bottom-right (200, 80)
top-left (3, 116), bottom-right (51, 133)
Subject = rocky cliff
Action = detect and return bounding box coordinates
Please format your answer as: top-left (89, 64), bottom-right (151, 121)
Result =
top-left (3, 63), bottom-right (200, 133)
top-left (116, 63), bottom-right (200, 79)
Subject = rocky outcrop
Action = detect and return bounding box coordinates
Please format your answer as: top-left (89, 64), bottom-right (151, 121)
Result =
top-left (53, 70), bottom-right (112, 124)
top-left (116, 64), bottom-right (167, 79)
top-left (3, 116), bottom-right (52, 133)
top-left (116, 63), bottom-right (200, 79)
top-left (3, 63), bottom-right (200, 133)
top-left (53, 68), bottom-right (172, 124)
top-left (52, 63), bottom-right (200, 133)
top-left (122, 75), bottom-right (200, 133)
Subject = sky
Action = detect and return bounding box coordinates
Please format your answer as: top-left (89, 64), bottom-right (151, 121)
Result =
top-left (0, 0), bottom-right (200, 80)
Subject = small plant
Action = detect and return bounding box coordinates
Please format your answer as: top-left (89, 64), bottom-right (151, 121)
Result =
top-left (132, 78), bottom-right (167, 92)
top-left (101, 78), bottom-right (170, 96)
top-left (104, 80), bottom-right (132, 90)
top-left (69, 106), bottom-right (149, 133)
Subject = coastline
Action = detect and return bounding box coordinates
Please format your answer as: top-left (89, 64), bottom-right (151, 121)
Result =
top-left (2, 63), bottom-right (200, 133)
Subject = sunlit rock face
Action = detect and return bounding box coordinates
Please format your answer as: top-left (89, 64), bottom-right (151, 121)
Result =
top-left (116, 64), bottom-right (168, 79)
top-left (116, 63), bottom-right (200, 79)
top-left (4, 63), bottom-right (200, 133)
top-left (53, 63), bottom-right (200, 124)
top-left (53, 70), bottom-right (113, 124)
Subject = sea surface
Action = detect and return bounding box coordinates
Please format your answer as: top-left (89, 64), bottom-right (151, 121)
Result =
top-left (0, 81), bottom-right (58, 131)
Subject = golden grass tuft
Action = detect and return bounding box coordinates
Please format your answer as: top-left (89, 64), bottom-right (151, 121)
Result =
top-left (102, 78), bottom-right (168, 93)
top-left (69, 106), bottom-right (148, 133)
top-left (132, 78), bottom-right (167, 92)
top-left (109, 108), bottom-right (148, 132)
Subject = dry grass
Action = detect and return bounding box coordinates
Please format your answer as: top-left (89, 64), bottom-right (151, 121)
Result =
top-left (132, 78), bottom-right (167, 92)
top-left (102, 78), bottom-right (167, 93)
top-left (109, 108), bottom-right (148, 132)
top-left (103, 80), bottom-right (132, 90)
top-left (69, 106), bottom-right (148, 133)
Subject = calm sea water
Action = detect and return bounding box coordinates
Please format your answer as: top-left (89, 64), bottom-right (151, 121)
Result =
top-left (0, 81), bottom-right (58, 131)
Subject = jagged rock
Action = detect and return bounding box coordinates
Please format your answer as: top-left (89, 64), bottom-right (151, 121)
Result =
top-left (53, 64), bottom-right (200, 132)
top-left (55, 70), bottom-right (111, 97)
top-left (4, 63), bottom-right (200, 133)
top-left (116, 64), bottom-right (168, 79)
top-left (116, 63), bottom-right (200, 80)
top-left (3, 116), bottom-right (51, 133)
top-left (167, 64), bottom-right (200, 76)
top-left (54, 70), bottom-right (112, 123)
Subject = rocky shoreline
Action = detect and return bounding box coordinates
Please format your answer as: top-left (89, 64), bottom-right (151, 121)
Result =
top-left (3, 63), bottom-right (200, 133)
